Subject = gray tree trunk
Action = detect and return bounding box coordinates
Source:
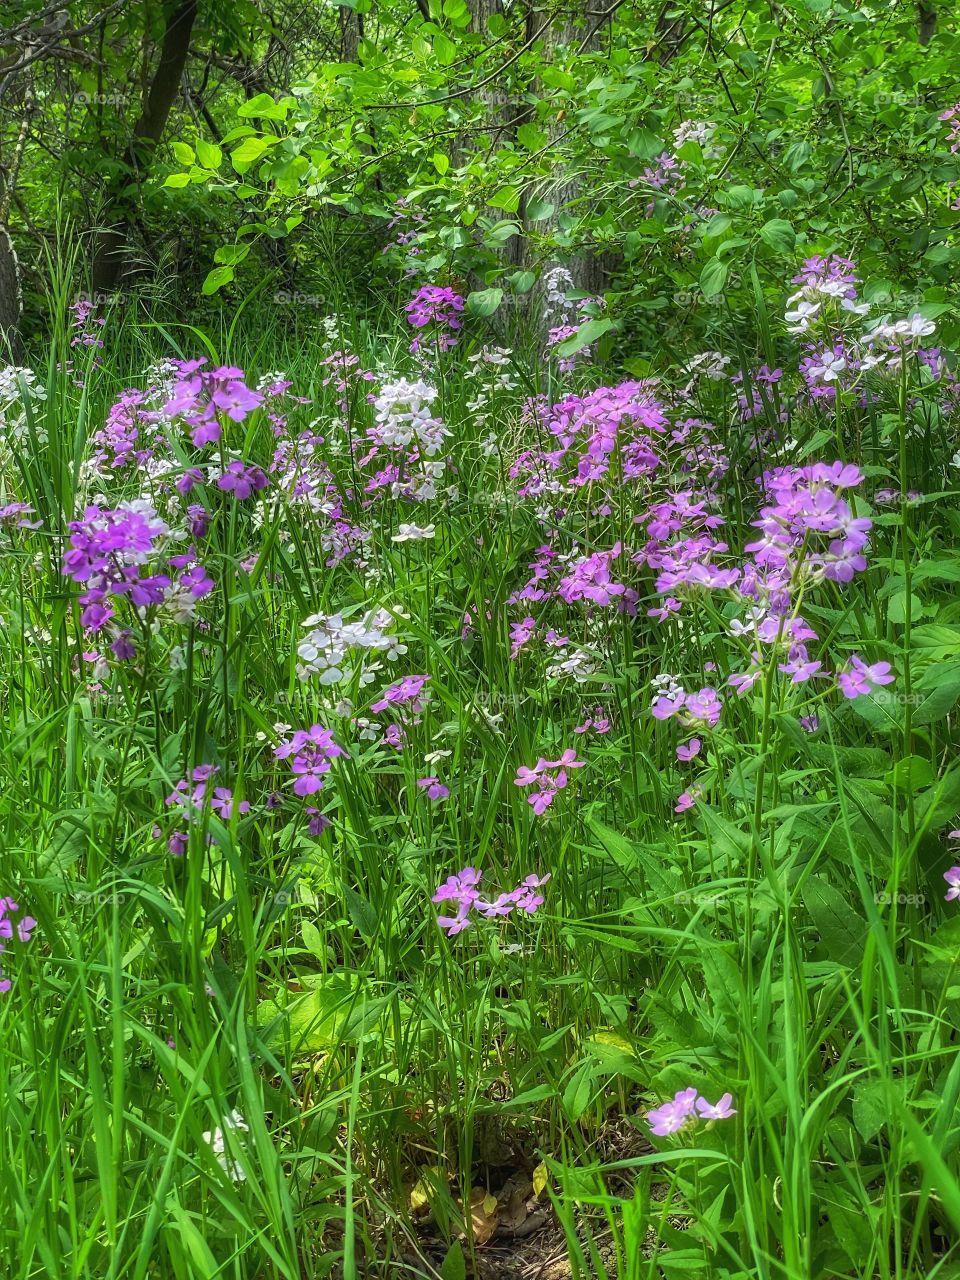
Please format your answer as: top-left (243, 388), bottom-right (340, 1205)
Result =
top-left (0, 225), bottom-right (22, 357)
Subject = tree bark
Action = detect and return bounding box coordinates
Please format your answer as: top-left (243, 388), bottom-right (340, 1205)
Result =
top-left (91, 0), bottom-right (198, 292)
top-left (918, 2), bottom-right (936, 44)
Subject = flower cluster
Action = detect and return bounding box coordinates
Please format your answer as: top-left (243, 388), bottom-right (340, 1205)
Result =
top-left (154, 765), bottom-right (250, 856)
top-left (432, 867), bottom-right (550, 935)
top-left (514, 749), bottom-right (585, 815)
top-left (202, 1109), bottom-right (250, 1181)
top-left (405, 285), bottom-right (465, 354)
top-left (646, 1087), bottom-right (736, 1136)
top-left (297, 608), bottom-right (407, 684)
top-left (274, 725), bottom-right (344, 796)
top-left (163, 360), bottom-right (264, 448)
top-left (0, 896), bottom-right (36, 993)
top-left (61, 499), bottom-right (214, 641)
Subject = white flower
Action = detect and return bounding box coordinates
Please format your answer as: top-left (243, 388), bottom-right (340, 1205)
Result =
top-left (202, 1109), bottom-right (250, 1182)
top-left (785, 300), bottom-right (821, 333)
top-left (893, 312), bottom-right (936, 340)
top-left (392, 522), bottom-right (436, 542)
top-left (806, 353), bottom-right (847, 383)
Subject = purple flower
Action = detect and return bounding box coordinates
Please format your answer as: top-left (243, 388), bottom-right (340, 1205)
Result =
top-left (416, 776), bottom-right (449, 800)
top-left (945, 866), bottom-right (960, 902)
top-left (837, 656), bottom-right (895, 699)
top-left (404, 285), bottom-right (465, 353)
top-left (695, 1092), bottom-right (737, 1121)
top-left (646, 1087), bottom-right (735, 1137)
top-left (217, 460), bottom-right (270, 500)
top-left (275, 725), bottom-right (344, 796)
top-left (0, 896), bottom-right (36, 993)
top-left (676, 738), bottom-right (701, 762)
top-left (370, 675), bottom-right (430, 715)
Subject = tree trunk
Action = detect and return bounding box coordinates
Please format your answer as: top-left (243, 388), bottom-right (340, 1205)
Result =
top-left (339, 3), bottom-right (363, 62)
top-left (0, 225), bottom-right (22, 358)
top-left (529, 3), bottom-right (611, 344)
top-left (91, 0), bottom-right (198, 292)
top-left (918, 2), bottom-right (936, 44)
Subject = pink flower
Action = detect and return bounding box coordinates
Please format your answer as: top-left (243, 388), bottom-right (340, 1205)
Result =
top-left (945, 866), bottom-right (960, 902)
top-left (676, 738), bottom-right (701, 762)
top-left (417, 776), bottom-right (449, 801)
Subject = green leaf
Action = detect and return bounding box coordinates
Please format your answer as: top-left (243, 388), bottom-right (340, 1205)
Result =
top-left (556, 317), bottom-right (614, 355)
top-left (884, 755), bottom-right (935, 793)
top-left (433, 32), bottom-right (455, 64)
top-left (440, 1243), bottom-right (466, 1280)
top-left (699, 257), bottom-right (728, 299)
top-left (561, 1060), bottom-right (595, 1123)
top-left (759, 217), bottom-right (796, 254)
top-left (525, 196), bottom-right (555, 222)
top-left (344, 885), bottom-right (378, 940)
top-left (516, 122), bottom-right (547, 151)
top-left (237, 92), bottom-right (292, 120)
top-left (170, 141), bottom-right (195, 165)
top-left (213, 244), bottom-right (250, 267)
top-left (465, 288), bottom-right (503, 317)
top-left (432, 151), bottom-right (449, 175)
top-left (201, 265), bottom-right (234, 295)
top-left (801, 877), bottom-right (866, 967)
top-left (195, 139), bottom-right (222, 169)
top-left (163, 172), bottom-right (191, 189)
top-left (230, 136), bottom-right (278, 172)
top-left (488, 186), bottom-right (521, 213)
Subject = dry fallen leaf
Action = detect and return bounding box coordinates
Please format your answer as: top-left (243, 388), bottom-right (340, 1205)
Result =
top-left (409, 1165), bottom-right (446, 1215)
top-left (466, 1185), bottom-right (499, 1245)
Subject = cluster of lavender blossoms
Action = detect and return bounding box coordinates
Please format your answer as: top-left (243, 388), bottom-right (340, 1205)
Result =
top-left (404, 285), bottom-right (465, 354)
top-left (274, 725), bottom-right (344, 796)
top-left (432, 868), bottom-right (550, 936)
top-left (0, 897), bottom-right (36, 993)
top-left (514, 749), bottom-right (585, 814)
top-left (646, 1087), bottom-right (736, 1137)
top-left (61, 499), bottom-right (213, 651)
top-left (154, 765), bottom-right (250, 856)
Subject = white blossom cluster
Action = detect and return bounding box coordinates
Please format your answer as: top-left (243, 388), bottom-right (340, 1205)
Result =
top-left (785, 283), bottom-right (870, 335)
top-left (297, 607), bottom-right (407, 684)
top-left (0, 366), bottom-right (47, 450)
top-left (373, 379), bottom-right (449, 456)
top-left (202, 1109), bottom-right (250, 1182)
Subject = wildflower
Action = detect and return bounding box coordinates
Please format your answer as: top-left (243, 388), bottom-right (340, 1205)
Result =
top-left (837, 656), bottom-right (895, 700)
top-left (216, 460), bottom-right (269, 499)
top-left (513, 751), bottom-right (584, 814)
top-left (674, 789), bottom-right (699, 814)
top-left (369, 674), bottom-right (430, 714)
top-left (202, 1109), bottom-right (250, 1181)
top-left (646, 1087), bottom-right (735, 1137)
top-left (274, 725), bottom-right (344, 796)
top-left (404, 285), bottom-right (465, 354)
top-left (676, 739), bottom-right (701, 762)
top-left (392, 523), bottom-right (436, 542)
top-left (944, 866), bottom-right (960, 902)
top-left (0, 897), bottom-right (37, 994)
top-left (696, 1092), bottom-right (737, 1121)
top-left (417, 775), bottom-right (449, 800)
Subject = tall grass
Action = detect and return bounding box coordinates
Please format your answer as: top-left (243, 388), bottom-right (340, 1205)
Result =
top-left (1, 266), bottom-right (959, 1280)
